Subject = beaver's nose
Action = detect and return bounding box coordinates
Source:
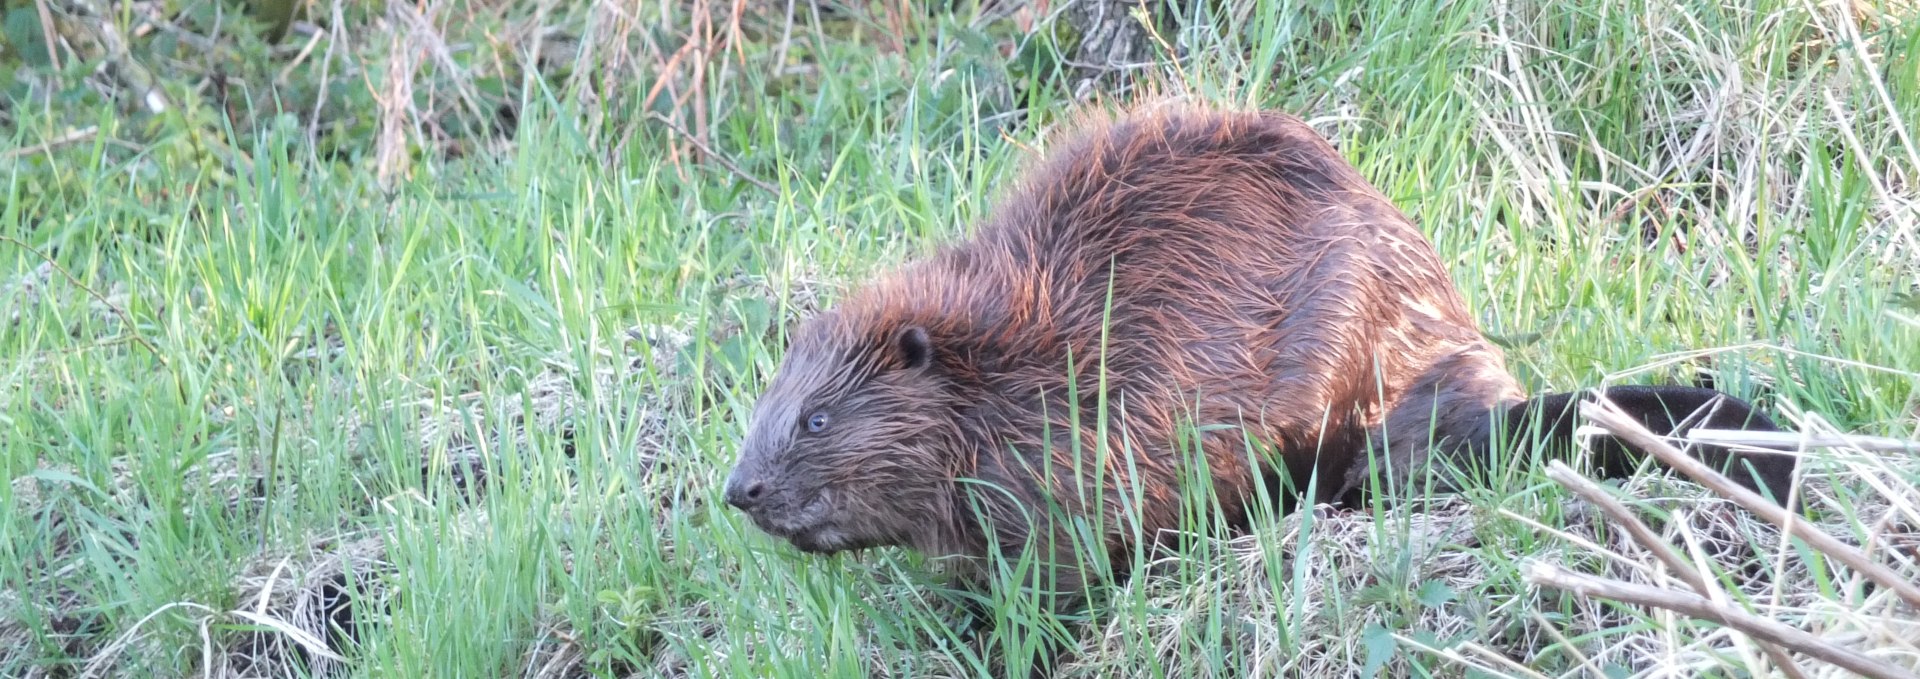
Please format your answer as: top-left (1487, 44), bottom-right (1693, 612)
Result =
top-left (724, 474), bottom-right (769, 511)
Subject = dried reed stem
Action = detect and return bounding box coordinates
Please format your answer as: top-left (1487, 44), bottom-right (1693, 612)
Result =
top-left (1543, 461), bottom-right (1807, 679)
top-left (1579, 399), bottom-right (1920, 609)
top-left (1527, 562), bottom-right (1918, 679)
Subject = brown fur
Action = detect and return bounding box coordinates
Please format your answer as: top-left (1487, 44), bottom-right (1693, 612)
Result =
top-left (723, 102), bottom-right (1799, 606)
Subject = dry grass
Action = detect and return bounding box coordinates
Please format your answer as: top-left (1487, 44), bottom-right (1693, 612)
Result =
top-left (217, 534), bottom-right (390, 679)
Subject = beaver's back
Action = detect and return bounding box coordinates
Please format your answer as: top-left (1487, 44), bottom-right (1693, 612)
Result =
top-left (982, 105), bottom-right (1500, 404)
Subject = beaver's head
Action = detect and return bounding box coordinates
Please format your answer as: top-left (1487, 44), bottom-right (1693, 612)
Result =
top-left (724, 311), bottom-right (963, 555)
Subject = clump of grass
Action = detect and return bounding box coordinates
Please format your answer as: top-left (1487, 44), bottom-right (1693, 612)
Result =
top-left (209, 533), bottom-right (388, 678)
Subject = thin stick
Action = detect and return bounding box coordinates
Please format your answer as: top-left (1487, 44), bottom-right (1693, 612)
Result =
top-left (2, 126), bottom-right (98, 160)
top-left (0, 236), bottom-right (167, 366)
top-left (646, 111), bottom-right (777, 194)
top-left (640, 38), bottom-right (694, 113)
top-left (276, 23), bottom-right (328, 85)
top-left (1580, 399), bottom-right (1920, 609)
top-left (1543, 461), bottom-right (1807, 679)
top-left (1526, 562), bottom-right (1919, 679)
top-left (1685, 429), bottom-right (1920, 455)
top-left (1544, 461), bottom-right (1711, 589)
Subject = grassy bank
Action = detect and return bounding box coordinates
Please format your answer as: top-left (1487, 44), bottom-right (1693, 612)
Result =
top-left (2, 0), bottom-right (1917, 676)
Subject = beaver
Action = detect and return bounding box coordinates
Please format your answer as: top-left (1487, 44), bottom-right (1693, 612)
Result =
top-left (722, 103), bottom-right (1800, 606)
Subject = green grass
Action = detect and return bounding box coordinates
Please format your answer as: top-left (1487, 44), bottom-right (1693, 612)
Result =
top-left (3, 0), bottom-right (1918, 677)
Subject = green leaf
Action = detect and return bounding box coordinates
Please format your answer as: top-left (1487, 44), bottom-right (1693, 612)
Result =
top-left (1415, 580), bottom-right (1456, 609)
top-left (732, 296), bottom-right (773, 337)
top-left (5, 7), bottom-right (53, 68)
top-left (714, 334), bottom-right (756, 380)
top-left (1361, 622), bottom-right (1396, 677)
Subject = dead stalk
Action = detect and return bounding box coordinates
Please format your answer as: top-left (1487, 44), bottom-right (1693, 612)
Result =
top-left (1579, 398), bottom-right (1920, 609)
top-left (1543, 461), bottom-right (1807, 679)
top-left (1527, 562), bottom-right (1919, 679)
top-left (1, 126), bottom-right (98, 160)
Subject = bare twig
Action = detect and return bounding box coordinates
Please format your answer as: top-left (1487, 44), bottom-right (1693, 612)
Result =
top-left (640, 37), bottom-right (695, 114)
top-left (275, 25), bottom-right (327, 85)
top-left (728, 0), bottom-right (748, 66)
top-left (1, 236), bottom-right (167, 366)
top-left (1, 126), bottom-right (98, 160)
top-left (1686, 429), bottom-right (1920, 455)
top-left (1580, 399), bottom-right (1920, 609)
top-left (1526, 562), bottom-right (1919, 679)
top-left (1543, 461), bottom-right (1808, 679)
top-left (646, 111), bottom-right (777, 194)
top-left (1543, 461), bottom-right (1712, 591)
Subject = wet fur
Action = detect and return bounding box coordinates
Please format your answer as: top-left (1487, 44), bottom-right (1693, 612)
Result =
top-left (725, 102), bottom-right (1799, 616)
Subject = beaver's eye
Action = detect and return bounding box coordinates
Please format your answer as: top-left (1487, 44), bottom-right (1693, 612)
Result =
top-left (805, 412), bottom-right (830, 433)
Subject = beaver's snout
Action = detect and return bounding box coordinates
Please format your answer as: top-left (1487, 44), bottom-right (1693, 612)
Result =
top-left (722, 471), bottom-right (769, 512)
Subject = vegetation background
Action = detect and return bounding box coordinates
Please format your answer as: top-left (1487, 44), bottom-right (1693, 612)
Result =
top-left (2, 0), bottom-right (1917, 677)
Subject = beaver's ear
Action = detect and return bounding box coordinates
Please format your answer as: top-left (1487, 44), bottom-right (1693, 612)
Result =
top-left (894, 325), bottom-right (932, 370)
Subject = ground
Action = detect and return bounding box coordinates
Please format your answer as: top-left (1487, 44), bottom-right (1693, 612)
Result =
top-left (1, 0), bottom-right (1917, 677)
